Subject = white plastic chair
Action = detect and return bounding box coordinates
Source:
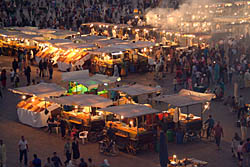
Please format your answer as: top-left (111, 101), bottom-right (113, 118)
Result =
top-left (54, 126), bottom-right (60, 135)
top-left (79, 131), bottom-right (88, 144)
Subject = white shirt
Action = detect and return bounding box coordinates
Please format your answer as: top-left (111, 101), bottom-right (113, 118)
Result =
top-left (18, 140), bottom-right (28, 150)
top-left (10, 71), bottom-right (15, 78)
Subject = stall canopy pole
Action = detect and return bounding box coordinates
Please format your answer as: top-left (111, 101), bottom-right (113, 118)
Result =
top-left (201, 104), bottom-right (203, 121)
top-left (104, 111), bottom-right (107, 123)
top-left (151, 114), bottom-right (154, 128)
top-left (136, 117), bottom-right (139, 136)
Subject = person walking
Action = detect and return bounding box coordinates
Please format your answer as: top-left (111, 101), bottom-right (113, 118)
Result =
top-left (43, 59), bottom-right (48, 77)
top-left (231, 133), bottom-right (241, 157)
top-left (240, 116), bottom-right (247, 141)
top-left (237, 141), bottom-right (244, 167)
top-left (25, 65), bottom-right (31, 85)
top-left (173, 77), bottom-right (177, 92)
top-left (18, 136), bottom-right (29, 166)
top-left (39, 60), bottom-right (44, 77)
top-left (213, 121), bottom-right (224, 150)
top-left (59, 117), bottom-right (66, 139)
top-left (12, 58), bottom-right (18, 73)
top-left (243, 138), bottom-right (250, 167)
top-left (64, 139), bottom-right (72, 166)
top-left (1, 69), bottom-right (7, 89)
top-left (32, 154), bottom-right (42, 167)
top-left (48, 60), bottom-right (54, 80)
top-left (14, 73), bottom-right (20, 88)
top-left (205, 115), bottom-right (215, 140)
top-left (72, 137), bottom-right (80, 162)
top-left (88, 158), bottom-right (95, 167)
top-left (44, 157), bottom-right (55, 167)
top-left (10, 69), bottom-right (15, 87)
top-left (51, 152), bottom-right (62, 167)
top-left (0, 140), bottom-right (6, 167)
top-left (78, 158), bottom-right (87, 167)
top-left (18, 50), bottom-right (23, 74)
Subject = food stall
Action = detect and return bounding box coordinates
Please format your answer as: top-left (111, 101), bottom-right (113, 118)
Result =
top-left (9, 83), bottom-right (67, 128)
top-left (46, 94), bottom-right (113, 142)
top-left (109, 83), bottom-right (161, 105)
top-left (0, 29), bottom-right (38, 56)
top-left (62, 70), bottom-right (120, 96)
top-left (89, 46), bottom-right (127, 75)
top-left (35, 41), bottom-right (96, 71)
top-left (80, 22), bottom-right (131, 39)
top-left (154, 89), bottom-right (215, 143)
top-left (90, 40), bottom-right (156, 75)
top-left (99, 104), bottom-right (160, 154)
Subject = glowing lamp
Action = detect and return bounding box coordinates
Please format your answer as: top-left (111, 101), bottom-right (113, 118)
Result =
top-left (173, 155), bottom-right (177, 162)
top-left (117, 77), bottom-right (121, 82)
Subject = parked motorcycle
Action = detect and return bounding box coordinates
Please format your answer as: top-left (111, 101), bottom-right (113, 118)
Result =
top-left (99, 138), bottom-right (119, 156)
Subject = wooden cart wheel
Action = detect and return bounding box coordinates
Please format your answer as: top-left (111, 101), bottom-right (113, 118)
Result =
top-left (126, 141), bottom-right (137, 155)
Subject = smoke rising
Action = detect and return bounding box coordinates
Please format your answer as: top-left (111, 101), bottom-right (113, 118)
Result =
top-left (145, 0), bottom-right (250, 35)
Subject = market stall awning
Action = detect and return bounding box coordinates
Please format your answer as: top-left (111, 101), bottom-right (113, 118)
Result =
top-left (59, 43), bottom-right (97, 50)
top-left (72, 35), bottom-right (108, 43)
top-left (46, 94), bottom-right (113, 108)
top-left (90, 46), bottom-right (127, 54)
top-left (99, 104), bottom-right (159, 118)
top-left (43, 30), bottom-right (78, 39)
top-left (153, 89), bottom-right (215, 107)
top-left (0, 29), bottom-right (22, 37)
top-left (109, 84), bottom-right (161, 96)
top-left (9, 83), bottom-right (67, 98)
top-left (62, 70), bottom-right (90, 81)
top-left (95, 38), bottom-right (130, 47)
top-left (47, 39), bottom-right (73, 45)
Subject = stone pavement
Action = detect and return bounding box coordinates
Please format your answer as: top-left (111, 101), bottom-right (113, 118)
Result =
top-left (0, 56), bottom-right (250, 167)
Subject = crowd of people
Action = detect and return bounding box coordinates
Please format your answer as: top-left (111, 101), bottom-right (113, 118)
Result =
top-left (153, 36), bottom-right (250, 97)
top-left (0, 0), bottom-right (162, 30)
top-left (0, 136), bottom-right (111, 167)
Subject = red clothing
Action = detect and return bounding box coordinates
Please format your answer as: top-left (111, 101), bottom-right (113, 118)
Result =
top-left (214, 125), bottom-right (223, 137)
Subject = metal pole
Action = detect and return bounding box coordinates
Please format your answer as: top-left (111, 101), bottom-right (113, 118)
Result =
top-left (136, 117), bottom-right (139, 136)
top-left (201, 104), bottom-right (203, 122)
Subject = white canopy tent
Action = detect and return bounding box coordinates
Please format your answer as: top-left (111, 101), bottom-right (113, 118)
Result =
top-left (43, 30), bottom-right (78, 39)
top-left (95, 38), bottom-right (130, 47)
top-left (62, 70), bottom-right (90, 81)
top-left (46, 94), bottom-right (113, 108)
top-left (72, 35), bottom-right (108, 43)
top-left (90, 46), bottom-right (127, 55)
top-left (9, 83), bottom-right (67, 98)
top-left (47, 39), bottom-right (73, 45)
top-left (109, 84), bottom-right (161, 96)
top-left (10, 83), bottom-right (65, 128)
top-left (153, 89), bottom-right (215, 107)
top-left (99, 104), bottom-right (159, 118)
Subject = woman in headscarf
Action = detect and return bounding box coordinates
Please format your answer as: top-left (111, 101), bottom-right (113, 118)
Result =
top-left (72, 137), bottom-right (80, 162)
